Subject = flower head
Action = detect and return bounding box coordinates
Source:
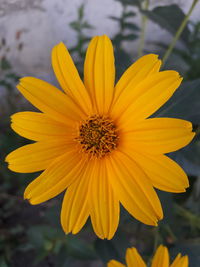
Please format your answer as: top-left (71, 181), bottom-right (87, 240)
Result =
top-left (6, 35), bottom-right (195, 239)
top-left (108, 245), bottom-right (189, 267)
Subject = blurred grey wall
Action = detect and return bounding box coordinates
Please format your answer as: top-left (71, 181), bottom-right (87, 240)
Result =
top-left (0, 0), bottom-right (200, 77)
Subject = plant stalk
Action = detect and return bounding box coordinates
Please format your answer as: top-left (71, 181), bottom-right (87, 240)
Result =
top-left (138, 0), bottom-right (149, 57)
top-left (153, 226), bottom-right (159, 253)
top-left (162, 0), bottom-right (199, 67)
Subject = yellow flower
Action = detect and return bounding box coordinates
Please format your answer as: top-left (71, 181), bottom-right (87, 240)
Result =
top-left (108, 245), bottom-right (189, 267)
top-left (6, 35), bottom-right (194, 239)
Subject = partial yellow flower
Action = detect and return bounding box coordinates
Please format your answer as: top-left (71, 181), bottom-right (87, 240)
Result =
top-left (108, 245), bottom-right (189, 267)
top-left (6, 35), bottom-right (194, 239)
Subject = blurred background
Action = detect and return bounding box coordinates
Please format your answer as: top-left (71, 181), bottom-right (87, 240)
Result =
top-left (1, 0), bottom-right (200, 266)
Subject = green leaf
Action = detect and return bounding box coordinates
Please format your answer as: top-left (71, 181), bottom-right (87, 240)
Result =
top-left (33, 250), bottom-right (50, 266)
top-left (0, 258), bottom-right (8, 267)
top-left (121, 33), bottom-right (138, 40)
top-left (70, 21), bottom-right (81, 31)
top-left (82, 21), bottom-right (93, 29)
top-left (27, 225), bottom-right (63, 249)
top-left (44, 240), bottom-right (54, 251)
top-left (156, 79), bottom-right (200, 124)
top-left (172, 152), bottom-right (200, 177)
top-left (53, 239), bottom-right (63, 254)
top-left (81, 37), bottom-right (91, 44)
top-left (94, 239), bottom-right (121, 263)
top-left (44, 200), bottom-right (64, 228)
top-left (109, 16), bottom-right (121, 22)
top-left (67, 236), bottom-right (97, 260)
top-left (17, 243), bottom-right (34, 252)
top-left (114, 0), bottom-right (141, 7)
top-left (5, 73), bottom-right (19, 81)
top-left (143, 5), bottom-right (191, 44)
top-left (114, 48), bottom-right (132, 79)
top-left (124, 11), bottom-right (136, 18)
top-left (0, 80), bottom-right (13, 89)
top-left (113, 33), bottom-right (138, 45)
top-left (1, 57), bottom-right (11, 70)
top-left (186, 59), bottom-right (200, 80)
top-left (55, 247), bottom-right (73, 267)
top-left (123, 22), bottom-right (140, 31)
top-left (27, 226), bottom-right (46, 249)
top-left (78, 4), bottom-right (85, 20)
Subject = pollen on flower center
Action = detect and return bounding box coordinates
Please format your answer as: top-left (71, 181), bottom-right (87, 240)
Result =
top-left (76, 115), bottom-right (119, 158)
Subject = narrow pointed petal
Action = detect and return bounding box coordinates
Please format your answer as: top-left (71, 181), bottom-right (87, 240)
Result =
top-left (11, 112), bottom-right (76, 141)
top-left (89, 159), bottom-right (119, 240)
top-left (24, 149), bottom-right (86, 204)
top-left (107, 260), bottom-right (126, 267)
top-left (111, 71), bottom-right (182, 125)
top-left (61, 162), bottom-right (93, 235)
top-left (17, 77), bottom-right (85, 124)
top-left (170, 254), bottom-right (182, 267)
top-left (6, 140), bottom-right (73, 173)
top-left (125, 248), bottom-right (146, 267)
top-left (151, 245), bottom-right (169, 267)
top-left (52, 42), bottom-right (92, 114)
top-left (126, 117), bottom-right (193, 134)
top-left (113, 54), bottom-right (161, 105)
top-left (122, 118), bottom-right (195, 154)
top-left (130, 152), bottom-right (189, 192)
top-left (107, 151), bottom-right (163, 226)
top-left (172, 256), bottom-right (189, 267)
top-left (84, 35), bottom-right (115, 114)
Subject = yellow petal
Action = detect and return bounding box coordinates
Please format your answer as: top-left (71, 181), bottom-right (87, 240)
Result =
top-left (111, 71), bottom-right (182, 126)
top-left (170, 254), bottom-right (182, 267)
top-left (11, 111), bottom-right (76, 141)
top-left (125, 117), bottom-right (193, 133)
top-left (181, 256), bottom-right (189, 267)
top-left (107, 151), bottom-right (163, 226)
top-left (17, 77), bottom-right (85, 124)
top-left (52, 42), bottom-right (92, 114)
top-left (61, 162), bottom-right (93, 235)
top-left (5, 140), bottom-right (72, 173)
top-left (125, 248), bottom-right (146, 267)
top-left (172, 256), bottom-right (188, 267)
top-left (122, 118), bottom-right (195, 155)
top-left (84, 35), bottom-right (115, 114)
top-left (24, 149), bottom-right (86, 204)
top-left (129, 152), bottom-right (189, 193)
top-left (107, 260), bottom-right (126, 267)
top-left (113, 54), bottom-right (161, 105)
top-left (151, 245), bottom-right (169, 267)
top-left (89, 158), bottom-right (119, 240)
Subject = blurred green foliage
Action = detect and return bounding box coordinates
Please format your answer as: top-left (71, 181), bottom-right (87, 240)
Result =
top-left (110, 1), bottom-right (140, 78)
top-left (143, 4), bottom-right (191, 45)
top-left (1, 0), bottom-right (200, 266)
top-left (155, 20), bottom-right (200, 81)
top-left (69, 4), bottom-right (94, 76)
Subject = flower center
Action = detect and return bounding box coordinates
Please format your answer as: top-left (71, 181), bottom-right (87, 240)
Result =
top-left (76, 115), bottom-right (119, 158)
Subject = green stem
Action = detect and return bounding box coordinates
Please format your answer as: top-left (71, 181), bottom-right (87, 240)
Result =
top-left (164, 224), bottom-right (177, 243)
top-left (118, 4), bottom-right (127, 50)
top-left (162, 0), bottom-right (199, 67)
top-left (138, 0), bottom-right (149, 57)
top-left (153, 226), bottom-right (159, 253)
top-left (175, 204), bottom-right (200, 229)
